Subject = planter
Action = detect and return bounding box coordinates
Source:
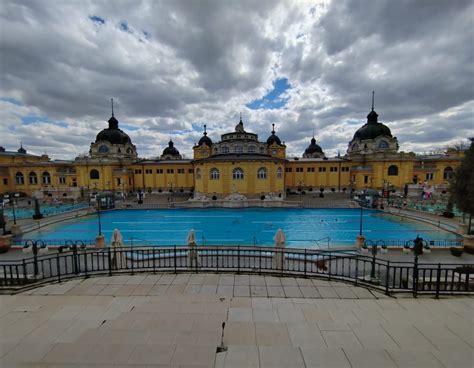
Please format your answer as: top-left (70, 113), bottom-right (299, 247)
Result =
top-left (380, 247), bottom-right (388, 254)
top-left (39, 246), bottom-right (49, 254)
top-left (22, 246), bottom-right (32, 254)
top-left (450, 247), bottom-right (463, 257)
top-left (423, 247), bottom-right (431, 254)
top-left (361, 247), bottom-right (369, 254)
top-left (403, 247), bottom-right (411, 254)
top-left (464, 244), bottom-right (474, 255)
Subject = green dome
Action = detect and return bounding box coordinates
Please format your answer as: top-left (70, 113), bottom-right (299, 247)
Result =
top-left (353, 109), bottom-right (392, 140)
top-left (96, 116), bottom-right (132, 145)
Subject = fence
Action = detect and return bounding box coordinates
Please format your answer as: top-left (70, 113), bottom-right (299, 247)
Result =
top-left (1, 245), bottom-right (472, 296)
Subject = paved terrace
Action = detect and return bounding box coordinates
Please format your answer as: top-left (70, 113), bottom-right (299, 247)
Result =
top-left (1, 273), bottom-right (473, 367)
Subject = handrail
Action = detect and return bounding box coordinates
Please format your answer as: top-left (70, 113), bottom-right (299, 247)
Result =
top-left (0, 245), bottom-right (472, 296)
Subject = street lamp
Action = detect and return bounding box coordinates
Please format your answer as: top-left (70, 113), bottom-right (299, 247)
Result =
top-left (97, 200), bottom-right (102, 236)
top-left (4, 193), bottom-right (19, 225)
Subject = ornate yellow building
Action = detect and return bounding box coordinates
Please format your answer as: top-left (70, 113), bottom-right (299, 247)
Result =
top-left (0, 103), bottom-right (464, 199)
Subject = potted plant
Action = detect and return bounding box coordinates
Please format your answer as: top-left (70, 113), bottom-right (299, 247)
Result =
top-left (423, 244), bottom-right (431, 254)
top-left (450, 247), bottom-right (463, 257)
top-left (380, 244), bottom-right (388, 254)
top-left (403, 243), bottom-right (411, 254)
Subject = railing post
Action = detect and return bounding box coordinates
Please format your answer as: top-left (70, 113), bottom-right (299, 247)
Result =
top-left (385, 261), bottom-right (390, 295)
top-left (108, 247), bottom-right (112, 276)
top-left (354, 256), bottom-right (359, 286)
top-left (413, 256), bottom-right (418, 298)
top-left (22, 259), bottom-right (27, 285)
top-left (304, 249), bottom-right (307, 277)
top-left (131, 246), bottom-right (135, 275)
top-left (174, 245), bottom-right (177, 274)
top-left (56, 253), bottom-right (61, 283)
top-left (72, 244), bottom-right (78, 275)
top-left (84, 249), bottom-right (88, 278)
top-left (435, 263), bottom-right (441, 298)
top-left (237, 246), bottom-right (241, 274)
top-left (153, 248), bottom-right (156, 274)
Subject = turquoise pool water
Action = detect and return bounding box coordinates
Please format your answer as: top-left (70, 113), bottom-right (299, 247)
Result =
top-left (17, 208), bottom-right (459, 247)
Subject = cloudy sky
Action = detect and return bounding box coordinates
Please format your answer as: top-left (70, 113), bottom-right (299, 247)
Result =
top-left (1, 0), bottom-right (473, 160)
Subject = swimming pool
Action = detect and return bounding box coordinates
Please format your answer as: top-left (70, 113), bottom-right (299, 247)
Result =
top-left (17, 208), bottom-right (460, 247)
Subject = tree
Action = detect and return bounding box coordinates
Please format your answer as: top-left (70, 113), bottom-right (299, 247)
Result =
top-left (450, 138), bottom-right (474, 233)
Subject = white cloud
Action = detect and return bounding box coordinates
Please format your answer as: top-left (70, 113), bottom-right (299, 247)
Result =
top-left (0, 0), bottom-right (472, 160)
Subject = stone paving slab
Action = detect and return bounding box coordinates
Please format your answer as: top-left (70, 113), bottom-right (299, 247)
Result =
top-left (0, 273), bottom-right (472, 367)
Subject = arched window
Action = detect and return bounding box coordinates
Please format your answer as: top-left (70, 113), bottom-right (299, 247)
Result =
top-left (90, 169), bottom-right (100, 180)
top-left (233, 168), bottom-right (244, 180)
top-left (352, 143), bottom-right (359, 151)
top-left (387, 165), bottom-right (398, 176)
top-left (248, 146), bottom-right (255, 153)
top-left (29, 172), bottom-right (38, 185)
top-left (260, 147), bottom-right (265, 153)
top-left (222, 146), bottom-right (229, 154)
top-left (378, 140), bottom-right (389, 149)
top-left (98, 145), bottom-right (109, 153)
top-left (42, 171), bottom-right (51, 185)
top-left (277, 167), bottom-right (282, 179)
top-left (126, 147), bottom-right (133, 154)
top-left (15, 172), bottom-right (24, 185)
top-left (196, 168), bottom-right (201, 180)
top-left (210, 168), bottom-right (220, 180)
top-left (257, 167), bottom-right (267, 179)
top-left (235, 145), bottom-right (243, 154)
top-left (443, 166), bottom-right (454, 180)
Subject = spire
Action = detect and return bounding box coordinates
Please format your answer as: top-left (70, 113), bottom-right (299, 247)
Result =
top-left (111, 98), bottom-right (114, 117)
top-left (271, 123), bottom-right (275, 134)
top-left (239, 112), bottom-right (242, 123)
top-left (367, 90), bottom-right (378, 124)
top-left (312, 127), bottom-right (315, 138)
top-left (203, 124), bottom-right (207, 136)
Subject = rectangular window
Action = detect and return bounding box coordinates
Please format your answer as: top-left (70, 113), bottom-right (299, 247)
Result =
top-left (156, 169), bottom-right (163, 174)
top-left (167, 169), bottom-right (174, 174)
top-left (364, 175), bottom-right (369, 184)
top-left (307, 167), bottom-right (315, 172)
top-left (3, 178), bottom-right (8, 185)
top-left (58, 177), bottom-right (66, 185)
top-left (330, 167), bottom-right (338, 172)
top-left (285, 168), bottom-right (292, 173)
top-left (178, 169), bottom-right (185, 174)
top-left (145, 169), bottom-right (153, 174)
top-left (296, 167), bottom-right (304, 173)
top-left (117, 178), bottom-right (121, 186)
top-left (425, 173), bottom-right (434, 180)
top-left (341, 167), bottom-right (349, 172)
top-left (134, 169), bottom-right (142, 174)
top-left (188, 169), bottom-right (194, 174)
top-left (318, 167), bottom-right (326, 172)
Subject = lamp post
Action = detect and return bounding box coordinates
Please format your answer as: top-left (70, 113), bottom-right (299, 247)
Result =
top-left (356, 196), bottom-right (366, 248)
top-left (95, 196), bottom-right (105, 248)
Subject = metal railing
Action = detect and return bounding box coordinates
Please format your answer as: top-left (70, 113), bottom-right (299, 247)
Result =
top-left (1, 245), bottom-right (473, 297)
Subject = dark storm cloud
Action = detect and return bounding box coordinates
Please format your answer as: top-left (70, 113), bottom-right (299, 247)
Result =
top-left (0, 0), bottom-right (472, 159)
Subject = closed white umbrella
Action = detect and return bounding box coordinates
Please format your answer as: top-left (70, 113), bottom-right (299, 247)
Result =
top-left (111, 229), bottom-right (126, 269)
top-left (273, 228), bottom-right (286, 270)
top-left (187, 229), bottom-right (199, 267)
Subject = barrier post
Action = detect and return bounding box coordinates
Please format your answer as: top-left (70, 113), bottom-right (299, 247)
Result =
top-left (108, 247), bottom-right (112, 276)
top-left (435, 263), bottom-right (441, 298)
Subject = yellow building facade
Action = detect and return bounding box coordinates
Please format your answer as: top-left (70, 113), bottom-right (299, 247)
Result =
top-left (0, 106), bottom-right (465, 199)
